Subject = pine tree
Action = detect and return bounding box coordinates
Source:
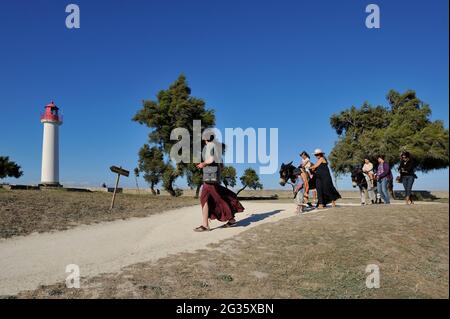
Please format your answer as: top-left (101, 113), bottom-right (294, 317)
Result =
top-left (133, 75), bottom-right (216, 196)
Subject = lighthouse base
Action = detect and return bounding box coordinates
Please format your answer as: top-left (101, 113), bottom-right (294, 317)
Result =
top-left (39, 182), bottom-right (63, 188)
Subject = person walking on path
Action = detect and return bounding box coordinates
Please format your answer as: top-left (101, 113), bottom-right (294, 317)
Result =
top-left (375, 155), bottom-right (393, 204)
top-left (194, 135), bottom-right (244, 232)
top-left (362, 158), bottom-right (377, 204)
top-left (399, 151), bottom-right (417, 205)
top-left (310, 149), bottom-right (341, 209)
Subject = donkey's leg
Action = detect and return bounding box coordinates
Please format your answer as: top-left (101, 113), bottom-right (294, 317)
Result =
top-left (360, 187), bottom-right (366, 205)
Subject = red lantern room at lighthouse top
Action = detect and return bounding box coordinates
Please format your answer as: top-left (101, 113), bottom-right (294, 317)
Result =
top-left (40, 101), bottom-right (63, 124)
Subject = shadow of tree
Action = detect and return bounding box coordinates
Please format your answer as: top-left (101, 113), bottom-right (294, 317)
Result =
top-left (394, 190), bottom-right (438, 201)
top-left (235, 209), bottom-right (284, 227)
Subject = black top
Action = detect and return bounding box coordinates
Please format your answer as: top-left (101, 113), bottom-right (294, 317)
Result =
top-left (315, 162), bottom-right (341, 205)
top-left (399, 159), bottom-right (415, 176)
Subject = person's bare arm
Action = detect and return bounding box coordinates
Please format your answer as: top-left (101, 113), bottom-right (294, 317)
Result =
top-left (310, 157), bottom-right (324, 171)
top-left (196, 156), bottom-right (214, 169)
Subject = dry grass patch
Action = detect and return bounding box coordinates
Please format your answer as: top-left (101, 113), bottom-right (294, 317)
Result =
top-left (0, 189), bottom-right (197, 238)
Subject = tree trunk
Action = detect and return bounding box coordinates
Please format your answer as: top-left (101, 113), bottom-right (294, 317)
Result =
top-left (165, 182), bottom-right (176, 197)
top-left (195, 184), bottom-right (202, 198)
top-left (236, 185), bottom-right (247, 195)
top-left (135, 177), bottom-right (140, 194)
top-left (150, 183), bottom-right (157, 195)
top-left (166, 187), bottom-right (176, 197)
top-left (164, 169), bottom-right (181, 197)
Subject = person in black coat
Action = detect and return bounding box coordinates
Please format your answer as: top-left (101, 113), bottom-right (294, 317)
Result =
top-left (310, 149), bottom-right (341, 208)
top-left (399, 151), bottom-right (416, 205)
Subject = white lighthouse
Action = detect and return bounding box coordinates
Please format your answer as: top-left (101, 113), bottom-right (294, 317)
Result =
top-left (40, 101), bottom-right (63, 187)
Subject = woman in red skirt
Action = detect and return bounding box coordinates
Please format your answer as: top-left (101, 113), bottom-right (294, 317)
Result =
top-left (194, 136), bottom-right (244, 232)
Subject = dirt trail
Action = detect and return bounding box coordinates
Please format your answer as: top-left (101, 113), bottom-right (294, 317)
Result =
top-left (0, 201), bottom-right (305, 296)
top-left (1, 200), bottom-right (440, 296)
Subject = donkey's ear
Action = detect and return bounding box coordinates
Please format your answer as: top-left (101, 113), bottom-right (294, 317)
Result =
top-left (281, 163), bottom-right (285, 168)
top-left (287, 161), bottom-right (293, 166)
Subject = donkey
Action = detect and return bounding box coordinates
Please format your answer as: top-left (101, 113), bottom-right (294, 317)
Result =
top-left (279, 161), bottom-right (297, 188)
top-left (351, 167), bottom-right (369, 205)
top-left (280, 161), bottom-right (317, 203)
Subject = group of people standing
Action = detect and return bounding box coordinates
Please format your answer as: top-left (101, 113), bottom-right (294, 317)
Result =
top-left (294, 150), bottom-right (417, 213)
top-left (293, 149), bottom-right (341, 213)
top-left (358, 152), bottom-right (417, 206)
top-left (361, 155), bottom-right (393, 205)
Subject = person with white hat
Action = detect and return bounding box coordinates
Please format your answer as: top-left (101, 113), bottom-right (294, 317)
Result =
top-left (310, 148), bottom-right (341, 208)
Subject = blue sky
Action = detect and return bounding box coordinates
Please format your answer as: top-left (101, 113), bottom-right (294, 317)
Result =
top-left (0, 0), bottom-right (448, 190)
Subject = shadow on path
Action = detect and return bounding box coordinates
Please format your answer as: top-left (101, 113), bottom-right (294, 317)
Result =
top-left (301, 206), bottom-right (316, 213)
top-left (234, 209), bottom-right (284, 227)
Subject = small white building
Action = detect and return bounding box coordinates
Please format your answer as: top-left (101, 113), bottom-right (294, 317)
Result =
top-left (40, 101), bottom-right (63, 186)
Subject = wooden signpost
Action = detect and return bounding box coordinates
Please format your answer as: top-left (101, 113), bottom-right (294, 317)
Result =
top-left (109, 166), bottom-right (129, 210)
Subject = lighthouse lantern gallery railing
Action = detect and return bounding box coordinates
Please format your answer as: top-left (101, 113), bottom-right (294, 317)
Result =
top-left (40, 113), bottom-right (63, 123)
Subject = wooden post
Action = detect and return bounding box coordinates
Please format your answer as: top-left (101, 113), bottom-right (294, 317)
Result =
top-left (110, 173), bottom-right (121, 210)
top-left (109, 166), bottom-right (129, 210)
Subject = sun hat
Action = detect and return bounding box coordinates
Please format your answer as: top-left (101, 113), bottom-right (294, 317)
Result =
top-left (314, 148), bottom-right (324, 155)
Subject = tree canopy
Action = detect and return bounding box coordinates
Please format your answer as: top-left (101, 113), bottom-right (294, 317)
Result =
top-left (0, 156), bottom-right (23, 180)
top-left (137, 144), bottom-right (166, 195)
top-left (221, 166), bottom-right (237, 189)
top-left (237, 168), bottom-right (263, 194)
top-left (133, 75), bottom-right (216, 196)
top-left (133, 74), bottom-right (215, 154)
top-left (329, 90), bottom-right (449, 175)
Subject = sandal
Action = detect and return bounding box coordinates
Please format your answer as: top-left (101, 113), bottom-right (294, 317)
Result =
top-left (223, 221), bottom-right (237, 228)
top-left (194, 226), bottom-right (210, 232)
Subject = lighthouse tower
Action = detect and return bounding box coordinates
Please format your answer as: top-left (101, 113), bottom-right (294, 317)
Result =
top-left (40, 101), bottom-right (63, 187)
